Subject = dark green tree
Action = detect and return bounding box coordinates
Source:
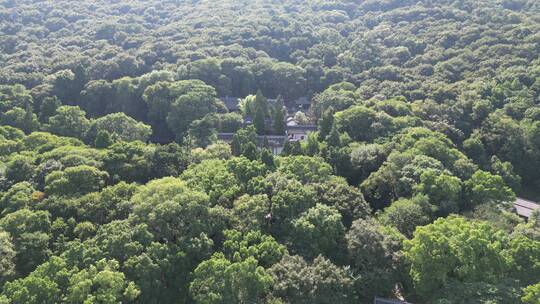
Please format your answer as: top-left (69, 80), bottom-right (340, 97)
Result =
top-left (272, 96), bottom-right (286, 135)
top-left (253, 90), bottom-right (268, 135)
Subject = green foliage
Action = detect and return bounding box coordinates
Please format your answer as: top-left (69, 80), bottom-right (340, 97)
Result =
top-left (190, 232), bottom-right (282, 303)
top-left (522, 282), bottom-right (540, 304)
top-left (491, 156), bottom-right (522, 192)
top-left (45, 165), bottom-right (109, 197)
top-left (150, 142), bottom-right (190, 178)
top-left (143, 80), bottom-right (225, 141)
top-left (0, 107), bottom-right (40, 133)
top-left (126, 177), bottom-right (228, 301)
top-left (350, 143), bottom-right (389, 183)
top-left (380, 195), bottom-right (432, 238)
top-left (76, 182), bottom-right (137, 225)
top-left (187, 114), bottom-right (219, 148)
top-left (2, 257), bottom-right (139, 304)
top-left (253, 90), bottom-right (268, 135)
top-left (345, 218), bottom-right (404, 301)
top-left (190, 253), bottom-right (273, 304)
top-left (46, 106), bottom-right (91, 139)
top-left (0, 182), bottom-right (36, 216)
top-left (290, 204), bottom-right (345, 261)
top-left (5, 155), bottom-right (36, 184)
top-left (227, 157), bottom-right (267, 186)
top-left (318, 106), bottom-right (335, 140)
top-left (360, 127), bottom-right (493, 211)
top-left (217, 113), bottom-right (243, 133)
top-left (190, 142), bottom-right (232, 164)
top-left (222, 230), bottom-right (287, 268)
top-left (181, 159), bottom-right (241, 205)
top-left (335, 105), bottom-right (394, 142)
top-left (0, 126), bottom-right (24, 141)
top-left (231, 126), bottom-right (258, 158)
top-left (312, 179), bottom-right (371, 227)
top-left (231, 194), bottom-right (271, 232)
top-left (0, 85), bottom-right (32, 114)
top-left (272, 98), bottom-right (286, 135)
top-left (277, 156), bottom-right (332, 184)
top-left (0, 1), bottom-right (539, 302)
top-left (312, 83), bottom-right (358, 119)
top-left (404, 216), bottom-right (508, 300)
top-left (77, 220), bottom-right (189, 303)
top-left (504, 236), bottom-right (540, 286)
top-left (21, 132), bottom-right (83, 153)
top-left (94, 130), bottom-right (114, 148)
top-left (281, 140), bottom-right (302, 156)
top-left (2, 275), bottom-right (61, 304)
top-left (88, 112), bottom-right (152, 143)
top-left (471, 203), bottom-right (524, 234)
top-left (239, 95), bottom-right (257, 118)
top-left (0, 230), bottom-right (16, 285)
top-left (39, 97), bottom-right (61, 123)
top-left (102, 141), bottom-right (153, 183)
top-left (464, 170), bottom-right (516, 208)
top-left (268, 254), bottom-right (355, 304)
top-left (513, 209), bottom-right (540, 241)
top-left (131, 177), bottom-right (218, 244)
top-left (265, 175), bottom-right (316, 237)
top-left (0, 209), bottom-right (51, 275)
top-left (66, 260), bottom-right (140, 303)
top-left (415, 169), bottom-right (462, 216)
top-left (168, 91), bottom-right (224, 141)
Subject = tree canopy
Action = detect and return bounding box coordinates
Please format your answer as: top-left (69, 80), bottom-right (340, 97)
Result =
top-left (0, 0), bottom-right (539, 303)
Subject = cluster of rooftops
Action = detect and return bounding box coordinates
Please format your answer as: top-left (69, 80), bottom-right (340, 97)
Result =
top-left (220, 97), bottom-right (540, 218)
top-left (218, 96), bottom-right (317, 154)
top-left (219, 96), bottom-right (538, 304)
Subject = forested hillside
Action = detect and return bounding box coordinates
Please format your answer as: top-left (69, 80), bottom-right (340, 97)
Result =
top-left (0, 0), bottom-right (540, 303)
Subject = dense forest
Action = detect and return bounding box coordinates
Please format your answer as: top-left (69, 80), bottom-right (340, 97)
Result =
top-left (0, 0), bottom-right (540, 303)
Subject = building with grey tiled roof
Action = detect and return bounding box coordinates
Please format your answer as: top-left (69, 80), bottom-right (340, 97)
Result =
top-left (513, 198), bottom-right (539, 219)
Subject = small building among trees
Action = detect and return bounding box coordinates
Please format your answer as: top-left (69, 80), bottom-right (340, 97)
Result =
top-left (287, 125), bottom-right (317, 142)
top-left (513, 198), bottom-right (539, 219)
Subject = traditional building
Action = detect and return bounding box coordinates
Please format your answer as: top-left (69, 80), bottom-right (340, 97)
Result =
top-left (218, 95), bottom-right (314, 153)
top-left (259, 135), bottom-right (287, 155)
top-left (374, 297), bottom-right (411, 304)
top-left (216, 133), bottom-right (286, 155)
top-left (286, 124), bottom-right (317, 142)
top-left (513, 198), bottom-right (539, 219)
top-left (293, 96), bottom-right (311, 112)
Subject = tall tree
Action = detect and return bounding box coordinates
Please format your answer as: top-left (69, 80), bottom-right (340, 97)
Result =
top-left (253, 90), bottom-right (268, 135)
top-left (272, 96), bottom-right (286, 135)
